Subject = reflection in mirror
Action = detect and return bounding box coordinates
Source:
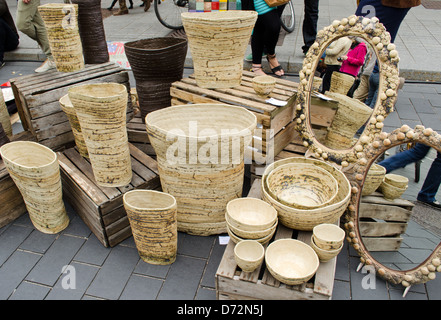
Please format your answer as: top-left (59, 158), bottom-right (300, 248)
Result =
top-left (359, 142), bottom-right (441, 272)
top-left (311, 36), bottom-right (379, 150)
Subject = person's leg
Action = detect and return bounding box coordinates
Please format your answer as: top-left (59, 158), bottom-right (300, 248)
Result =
top-left (260, 10), bottom-right (283, 76)
top-left (321, 65), bottom-right (339, 93)
top-left (251, 15), bottom-right (266, 75)
top-left (417, 151), bottom-right (441, 205)
top-left (302, 0), bottom-right (319, 54)
top-left (379, 143), bottom-right (430, 173)
top-left (128, 0), bottom-right (134, 9)
top-left (353, 74), bottom-right (370, 102)
top-left (364, 70), bottom-right (379, 108)
top-left (114, 0), bottom-right (129, 14)
top-left (108, 0), bottom-right (118, 9)
top-left (0, 19), bottom-right (20, 63)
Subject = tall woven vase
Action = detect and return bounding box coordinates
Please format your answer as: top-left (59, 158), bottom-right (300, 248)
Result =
top-left (59, 94), bottom-right (88, 158)
top-left (145, 103), bottom-right (257, 236)
top-left (0, 89), bottom-right (12, 137)
top-left (329, 72), bottom-right (355, 95)
top-left (123, 190), bottom-right (178, 265)
top-left (181, 11), bottom-right (257, 89)
top-left (71, 0), bottom-right (109, 64)
top-left (0, 141), bottom-right (69, 234)
top-left (124, 37), bottom-right (188, 122)
top-left (38, 3), bottom-right (84, 72)
top-left (68, 83), bottom-right (132, 187)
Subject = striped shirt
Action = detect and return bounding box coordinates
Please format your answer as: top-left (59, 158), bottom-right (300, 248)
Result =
top-left (253, 0), bottom-right (275, 15)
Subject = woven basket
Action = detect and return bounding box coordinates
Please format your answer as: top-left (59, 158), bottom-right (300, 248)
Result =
top-left (68, 83), bottom-right (132, 187)
top-left (0, 123), bottom-right (10, 148)
top-left (261, 157), bottom-right (351, 231)
top-left (0, 89), bottom-right (12, 137)
top-left (59, 94), bottom-right (88, 158)
top-left (324, 91), bottom-right (373, 149)
top-left (145, 103), bottom-right (257, 236)
top-left (329, 71), bottom-right (355, 95)
top-left (361, 163), bottom-right (386, 196)
top-left (123, 190), bottom-right (178, 265)
top-left (124, 37), bottom-right (188, 121)
top-left (379, 180), bottom-right (407, 201)
top-left (0, 141), bottom-right (69, 233)
top-left (181, 11), bottom-right (257, 89)
top-left (38, 3), bottom-right (84, 72)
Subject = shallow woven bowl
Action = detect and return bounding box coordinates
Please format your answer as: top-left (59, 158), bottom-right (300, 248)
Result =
top-left (226, 215), bottom-right (277, 239)
top-left (261, 157), bottom-right (351, 231)
top-left (234, 240), bottom-right (265, 272)
top-left (265, 239), bottom-right (319, 285)
top-left (266, 163), bottom-right (338, 210)
top-left (379, 180), bottom-right (407, 201)
top-left (311, 235), bottom-right (343, 262)
top-left (361, 163), bottom-right (386, 196)
top-left (384, 173), bottom-right (409, 189)
top-left (226, 197), bottom-right (277, 231)
top-left (226, 223), bottom-right (275, 244)
top-left (252, 75), bottom-right (276, 96)
top-left (312, 223), bottom-right (345, 250)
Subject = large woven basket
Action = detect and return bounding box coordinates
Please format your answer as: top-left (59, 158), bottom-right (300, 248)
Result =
top-left (261, 157), bottom-right (351, 231)
top-left (361, 163), bottom-right (386, 196)
top-left (59, 94), bottom-right (88, 158)
top-left (38, 3), bottom-right (84, 72)
top-left (0, 141), bottom-right (69, 233)
top-left (123, 190), bottom-right (178, 265)
top-left (324, 91), bottom-right (373, 149)
top-left (0, 89), bottom-right (12, 137)
top-left (181, 11), bottom-right (257, 89)
top-left (145, 103), bottom-right (257, 236)
top-left (68, 83), bottom-right (132, 187)
top-left (329, 71), bottom-right (355, 95)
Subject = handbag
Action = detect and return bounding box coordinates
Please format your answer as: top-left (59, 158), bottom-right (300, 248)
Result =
top-left (263, 0), bottom-right (290, 8)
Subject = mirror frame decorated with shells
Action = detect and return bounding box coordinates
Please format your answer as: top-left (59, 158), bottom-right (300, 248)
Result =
top-left (343, 125), bottom-right (441, 291)
top-left (295, 15), bottom-right (400, 167)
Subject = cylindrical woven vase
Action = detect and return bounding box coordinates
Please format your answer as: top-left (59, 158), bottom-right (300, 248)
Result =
top-left (71, 0), bottom-right (109, 64)
top-left (123, 190), bottom-right (178, 265)
top-left (0, 141), bottom-right (69, 233)
top-left (145, 103), bottom-right (257, 236)
top-left (59, 94), bottom-right (88, 158)
top-left (329, 71), bottom-right (355, 95)
top-left (38, 3), bottom-right (84, 72)
top-left (0, 89), bottom-right (12, 137)
top-left (181, 11), bottom-right (257, 89)
top-left (124, 37), bottom-right (188, 122)
top-left (68, 83), bottom-right (132, 187)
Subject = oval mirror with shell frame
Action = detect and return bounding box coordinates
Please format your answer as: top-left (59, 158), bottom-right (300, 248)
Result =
top-left (295, 15), bottom-right (400, 168)
top-left (343, 125), bottom-right (441, 292)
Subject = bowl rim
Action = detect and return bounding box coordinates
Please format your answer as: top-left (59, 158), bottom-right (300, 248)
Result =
top-left (226, 197), bottom-right (278, 228)
top-left (312, 223), bottom-right (346, 243)
top-left (226, 214), bottom-right (278, 235)
top-left (234, 240), bottom-right (265, 262)
top-left (311, 235), bottom-right (344, 253)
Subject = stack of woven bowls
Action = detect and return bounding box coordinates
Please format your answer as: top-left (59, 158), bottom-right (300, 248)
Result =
top-left (310, 223), bottom-right (345, 262)
top-left (225, 198), bottom-right (278, 244)
top-left (379, 173), bottom-right (408, 201)
top-left (261, 157), bottom-right (351, 231)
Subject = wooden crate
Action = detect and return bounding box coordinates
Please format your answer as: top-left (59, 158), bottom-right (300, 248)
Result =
top-left (0, 131), bottom-right (36, 228)
top-left (359, 192), bottom-right (413, 251)
top-left (215, 179), bottom-right (337, 300)
top-left (9, 62), bottom-right (134, 152)
top-left (170, 70), bottom-right (337, 163)
top-left (126, 114), bottom-right (156, 158)
top-left (57, 143), bottom-right (161, 247)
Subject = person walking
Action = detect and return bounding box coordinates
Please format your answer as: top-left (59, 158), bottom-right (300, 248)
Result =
top-left (301, 0), bottom-right (319, 55)
top-left (320, 36), bottom-right (351, 93)
top-left (107, 0), bottom-right (134, 11)
top-left (16, 0), bottom-right (55, 72)
top-left (0, 0), bottom-right (19, 69)
top-left (113, 0), bottom-right (130, 15)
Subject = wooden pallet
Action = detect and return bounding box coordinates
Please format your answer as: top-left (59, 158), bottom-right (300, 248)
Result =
top-left (359, 192), bottom-right (414, 251)
top-left (170, 70), bottom-right (337, 163)
top-left (9, 62), bottom-right (134, 152)
top-left (0, 131), bottom-right (36, 228)
top-left (57, 143), bottom-right (161, 247)
top-left (215, 179), bottom-right (337, 300)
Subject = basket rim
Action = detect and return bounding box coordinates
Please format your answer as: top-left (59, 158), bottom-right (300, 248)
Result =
top-left (124, 37), bottom-right (187, 52)
top-left (0, 141), bottom-right (58, 169)
top-left (181, 11), bottom-right (257, 22)
top-left (123, 189), bottom-right (177, 211)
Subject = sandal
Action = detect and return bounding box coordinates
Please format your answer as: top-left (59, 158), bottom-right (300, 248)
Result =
top-left (266, 54), bottom-right (284, 77)
top-left (251, 64), bottom-right (266, 76)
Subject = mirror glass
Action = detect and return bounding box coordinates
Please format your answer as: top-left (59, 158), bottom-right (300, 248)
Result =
top-left (359, 141), bottom-right (441, 272)
top-left (310, 36), bottom-right (379, 151)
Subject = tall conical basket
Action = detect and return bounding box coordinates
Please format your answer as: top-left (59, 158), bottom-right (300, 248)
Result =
top-left (145, 103), bottom-right (257, 236)
top-left (123, 190), bottom-right (178, 265)
top-left (0, 141), bottom-right (69, 234)
top-left (181, 11), bottom-right (257, 89)
top-left (124, 37), bottom-right (188, 122)
top-left (68, 83), bottom-right (132, 187)
top-left (38, 3), bottom-right (84, 72)
top-left (329, 71), bottom-right (355, 95)
top-left (59, 94), bottom-right (88, 158)
top-left (0, 89), bottom-right (12, 137)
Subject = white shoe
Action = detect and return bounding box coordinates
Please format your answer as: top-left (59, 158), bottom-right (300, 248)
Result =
top-left (35, 59), bottom-right (56, 73)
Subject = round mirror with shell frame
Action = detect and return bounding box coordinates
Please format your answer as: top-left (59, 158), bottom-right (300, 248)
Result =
top-left (343, 125), bottom-right (441, 291)
top-left (295, 15), bottom-right (400, 167)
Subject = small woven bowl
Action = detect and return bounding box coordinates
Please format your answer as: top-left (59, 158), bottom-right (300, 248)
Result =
top-left (252, 75), bottom-right (276, 96)
top-left (379, 180), bottom-right (407, 201)
top-left (234, 240), bottom-right (265, 272)
top-left (311, 235), bottom-right (343, 262)
top-left (312, 223), bottom-right (345, 250)
top-left (384, 173), bottom-right (408, 189)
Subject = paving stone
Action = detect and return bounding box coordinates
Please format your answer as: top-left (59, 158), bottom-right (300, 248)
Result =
top-left (394, 103), bottom-right (420, 121)
top-left (119, 274), bottom-right (163, 300)
top-left (398, 248), bottom-right (434, 265)
top-left (133, 258), bottom-right (170, 279)
top-left (389, 288), bottom-right (427, 300)
top-left (334, 243), bottom-right (350, 282)
top-left (200, 237), bottom-right (227, 289)
top-left (61, 212), bottom-right (92, 238)
top-left (417, 112), bottom-right (441, 132)
top-left (8, 281), bottom-right (50, 300)
top-left (410, 97), bottom-right (436, 114)
top-left (349, 257), bottom-right (389, 300)
top-left (195, 287), bottom-right (217, 300)
top-left (73, 234), bottom-right (111, 266)
top-left (331, 280), bottom-right (351, 300)
top-left (0, 250), bottom-right (41, 300)
top-left (426, 275), bottom-right (441, 299)
top-left (177, 233), bottom-right (216, 259)
top-left (25, 235), bottom-right (85, 286)
top-left (86, 245), bottom-right (140, 300)
top-left (45, 262), bottom-right (100, 300)
top-left (18, 230), bottom-right (57, 254)
top-left (383, 110), bottom-right (402, 128)
top-left (0, 224), bottom-right (33, 266)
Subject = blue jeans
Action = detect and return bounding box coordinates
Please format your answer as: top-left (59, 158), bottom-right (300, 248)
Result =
top-left (364, 70), bottom-right (379, 109)
top-left (379, 143), bottom-right (441, 203)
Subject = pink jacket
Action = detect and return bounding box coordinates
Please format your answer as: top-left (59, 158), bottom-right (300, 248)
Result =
top-left (339, 42), bottom-right (367, 77)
